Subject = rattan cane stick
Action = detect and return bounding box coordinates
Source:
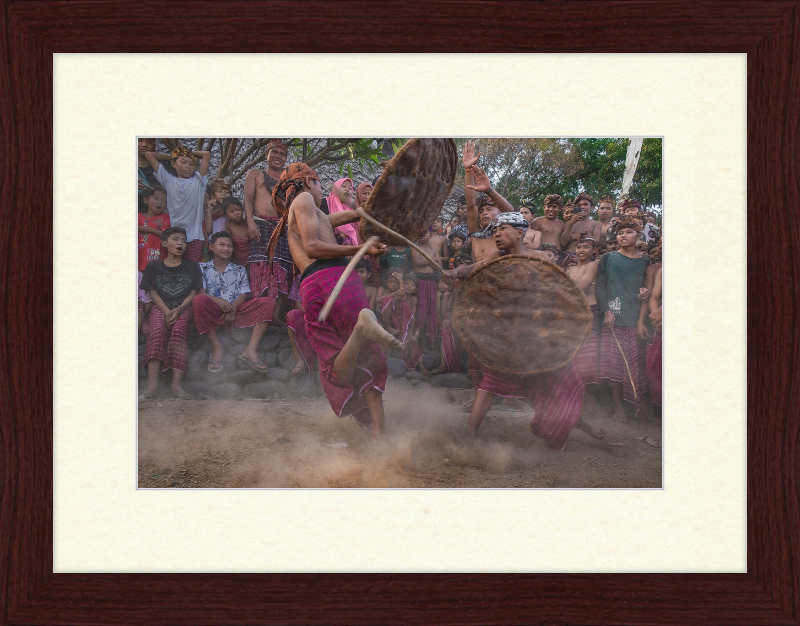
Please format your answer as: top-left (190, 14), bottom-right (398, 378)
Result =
top-left (318, 237), bottom-right (379, 323)
top-left (355, 208), bottom-right (442, 271)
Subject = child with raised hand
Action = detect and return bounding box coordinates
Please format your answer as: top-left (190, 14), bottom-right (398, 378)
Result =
top-left (222, 197), bottom-right (250, 266)
top-left (139, 227), bottom-right (203, 400)
top-left (138, 186), bottom-right (170, 329)
top-left (146, 143), bottom-right (211, 263)
top-left (204, 178), bottom-right (232, 238)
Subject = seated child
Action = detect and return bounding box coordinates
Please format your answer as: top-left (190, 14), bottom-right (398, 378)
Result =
top-left (377, 268), bottom-right (412, 339)
top-left (139, 227), bottom-right (203, 399)
top-left (222, 197), bottom-right (250, 266)
top-left (146, 144), bottom-right (211, 263)
top-left (192, 231), bottom-right (274, 373)
top-left (137, 186), bottom-right (170, 330)
top-left (448, 232), bottom-right (466, 269)
top-left (354, 258), bottom-right (378, 312)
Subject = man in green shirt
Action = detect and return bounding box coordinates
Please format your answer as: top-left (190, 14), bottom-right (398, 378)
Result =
top-left (595, 215), bottom-right (653, 421)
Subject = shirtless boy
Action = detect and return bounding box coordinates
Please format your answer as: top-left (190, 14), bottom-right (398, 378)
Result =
top-left (518, 204), bottom-right (542, 252)
top-left (428, 217), bottom-right (450, 265)
top-left (560, 192), bottom-right (601, 255)
top-left (443, 212), bottom-right (605, 447)
top-left (531, 194), bottom-right (565, 253)
top-left (222, 197), bottom-right (250, 266)
top-left (271, 163), bottom-right (402, 438)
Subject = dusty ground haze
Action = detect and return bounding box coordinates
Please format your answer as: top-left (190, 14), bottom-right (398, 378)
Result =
top-left (138, 384), bottom-right (662, 489)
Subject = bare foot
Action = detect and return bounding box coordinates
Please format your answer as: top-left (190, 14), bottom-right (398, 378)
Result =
top-left (210, 345), bottom-right (225, 364)
top-left (356, 309), bottom-right (403, 350)
top-left (576, 417), bottom-right (607, 439)
top-left (172, 386), bottom-right (191, 399)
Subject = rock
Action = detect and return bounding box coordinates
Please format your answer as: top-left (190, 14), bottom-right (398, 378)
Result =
top-left (278, 347), bottom-right (296, 370)
top-left (265, 325), bottom-right (280, 335)
top-left (449, 389), bottom-right (474, 404)
top-left (275, 325), bottom-right (289, 336)
top-left (405, 370), bottom-right (426, 381)
top-left (389, 348), bottom-right (404, 359)
top-left (288, 375), bottom-right (316, 398)
top-left (228, 370), bottom-right (262, 387)
top-left (386, 357), bottom-right (407, 378)
top-left (138, 331), bottom-right (147, 345)
top-left (259, 335), bottom-right (282, 352)
top-left (228, 344), bottom-right (247, 357)
top-left (243, 381), bottom-right (289, 399)
top-left (259, 351), bottom-right (279, 368)
top-left (230, 327), bottom-right (252, 345)
top-left (188, 332), bottom-right (206, 350)
top-left (392, 377), bottom-right (413, 389)
top-left (278, 335), bottom-right (292, 350)
top-left (408, 378), bottom-right (421, 387)
top-left (212, 383), bottom-right (241, 399)
top-left (203, 369), bottom-right (229, 387)
top-left (138, 343), bottom-right (145, 357)
top-left (416, 382), bottom-right (433, 390)
top-left (267, 367), bottom-right (290, 381)
top-left (216, 333), bottom-right (233, 349)
top-left (421, 353), bottom-right (440, 370)
top-left (184, 382), bottom-right (213, 399)
top-left (433, 373), bottom-right (471, 389)
top-left (187, 350), bottom-right (209, 374)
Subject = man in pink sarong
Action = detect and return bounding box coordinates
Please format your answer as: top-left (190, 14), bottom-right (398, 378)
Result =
top-left (326, 178), bottom-right (359, 246)
top-left (409, 230), bottom-right (443, 349)
top-left (267, 163), bottom-right (402, 438)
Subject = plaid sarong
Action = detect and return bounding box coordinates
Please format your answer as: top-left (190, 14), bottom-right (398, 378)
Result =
top-left (439, 317), bottom-right (463, 374)
top-left (192, 293), bottom-right (273, 335)
top-left (286, 308), bottom-right (315, 371)
top-left (300, 265), bottom-right (387, 424)
top-left (231, 236), bottom-right (249, 266)
top-left (143, 306), bottom-right (193, 373)
top-left (600, 324), bottom-right (645, 407)
top-left (574, 304), bottom-right (600, 385)
top-left (479, 362), bottom-right (584, 451)
top-left (249, 262), bottom-right (289, 299)
top-left (248, 215), bottom-right (292, 266)
top-left (645, 330), bottom-right (662, 406)
top-left (184, 239), bottom-right (205, 263)
top-left (379, 296), bottom-right (414, 342)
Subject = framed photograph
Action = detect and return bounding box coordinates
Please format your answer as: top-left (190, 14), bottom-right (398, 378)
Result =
top-left (3, 1), bottom-right (797, 623)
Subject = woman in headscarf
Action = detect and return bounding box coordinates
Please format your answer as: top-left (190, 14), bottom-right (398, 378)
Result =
top-left (355, 181), bottom-right (373, 208)
top-left (326, 178), bottom-right (359, 246)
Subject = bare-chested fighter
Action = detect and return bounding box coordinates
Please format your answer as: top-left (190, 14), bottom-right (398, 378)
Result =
top-left (243, 139), bottom-right (293, 322)
top-left (531, 194), bottom-right (565, 253)
top-left (442, 212), bottom-right (605, 448)
top-left (596, 194), bottom-right (615, 248)
top-left (561, 192), bottom-right (602, 256)
top-left (268, 162), bottom-right (403, 438)
top-left (460, 141), bottom-right (515, 406)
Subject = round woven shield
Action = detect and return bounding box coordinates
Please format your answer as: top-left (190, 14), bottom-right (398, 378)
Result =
top-left (452, 255), bottom-right (592, 375)
top-left (359, 138), bottom-right (458, 245)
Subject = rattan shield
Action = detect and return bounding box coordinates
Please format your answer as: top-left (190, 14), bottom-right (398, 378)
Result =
top-left (452, 255), bottom-right (592, 374)
top-left (359, 138), bottom-right (458, 245)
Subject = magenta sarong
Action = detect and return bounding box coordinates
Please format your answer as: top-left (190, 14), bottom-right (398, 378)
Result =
top-left (300, 266), bottom-right (387, 424)
top-left (479, 362), bottom-right (584, 451)
top-left (574, 305), bottom-right (600, 385)
top-left (439, 316), bottom-right (462, 373)
top-left (415, 273), bottom-right (439, 341)
top-left (645, 330), bottom-right (662, 406)
top-left (380, 295), bottom-right (421, 368)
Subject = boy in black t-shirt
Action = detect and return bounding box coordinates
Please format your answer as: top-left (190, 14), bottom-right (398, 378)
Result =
top-left (139, 227), bottom-right (203, 400)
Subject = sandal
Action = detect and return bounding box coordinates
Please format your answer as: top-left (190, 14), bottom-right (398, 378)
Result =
top-left (138, 392), bottom-right (153, 401)
top-left (174, 390), bottom-right (192, 400)
top-left (290, 364), bottom-right (306, 378)
top-left (238, 355), bottom-right (268, 372)
top-left (207, 357), bottom-right (223, 373)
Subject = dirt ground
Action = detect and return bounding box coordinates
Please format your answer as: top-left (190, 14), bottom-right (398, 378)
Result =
top-left (138, 382), bottom-right (662, 489)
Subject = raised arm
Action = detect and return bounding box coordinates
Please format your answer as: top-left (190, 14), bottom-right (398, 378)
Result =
top-left (144, 151), bottom-right (169, 172)
top-left (462, 140), bottom-right (481, 233)
top-left (560, 214), bottom-right (582, 248)
top-left (193, 150), bottom-right (211, 177)
top-left (293, 193), bottom-right (385, 260)
top-left (467, 165), bottom-right (514, 213)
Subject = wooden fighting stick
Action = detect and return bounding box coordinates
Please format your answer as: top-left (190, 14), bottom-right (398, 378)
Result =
top-left (318, 237), bottom-right (379, 323)
top-left (610, 326), bottom-right (638, 399)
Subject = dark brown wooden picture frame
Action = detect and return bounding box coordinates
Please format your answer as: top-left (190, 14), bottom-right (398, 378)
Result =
top-left (2, 1), bottom-right (798, 624)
